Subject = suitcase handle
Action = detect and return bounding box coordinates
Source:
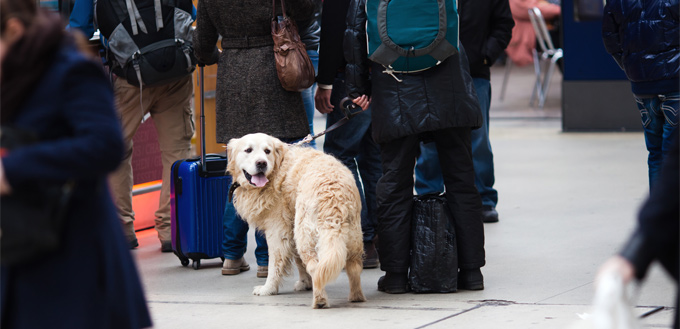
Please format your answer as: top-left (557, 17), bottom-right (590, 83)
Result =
top-left (199, 66), bottom-right (207, 171)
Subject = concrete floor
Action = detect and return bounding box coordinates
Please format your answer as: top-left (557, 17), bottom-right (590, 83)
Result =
top-left (131, 64), bottom-right (676, 329)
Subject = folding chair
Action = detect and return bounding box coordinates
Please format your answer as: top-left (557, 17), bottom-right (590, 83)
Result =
top-left (528, 6), bottom-right (563, 109)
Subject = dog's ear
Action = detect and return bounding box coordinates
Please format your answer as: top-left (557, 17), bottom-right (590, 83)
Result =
top-left (273, 138), bottom-right (287, 170)
top-left (225, 138), bottom-right (238, 175)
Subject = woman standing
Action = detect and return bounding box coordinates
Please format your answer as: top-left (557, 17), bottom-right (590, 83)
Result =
top-left (192, 0), bottom-right (316, 277)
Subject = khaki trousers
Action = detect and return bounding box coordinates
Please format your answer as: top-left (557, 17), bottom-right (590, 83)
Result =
top-left (109, 75), bottom-right (194, 243)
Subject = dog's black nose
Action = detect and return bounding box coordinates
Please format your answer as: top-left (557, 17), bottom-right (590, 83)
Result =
top-left (256, 160), bottom-right (267, 171)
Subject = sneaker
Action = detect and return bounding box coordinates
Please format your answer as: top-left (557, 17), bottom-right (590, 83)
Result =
top-left (257, 266), bottom-right (268, 278)
top-left (160, 240), bottom-right (173, 253)
top-left (458, 268), bottom-right (484, 290)
top-left (128, 238), bottom-right (139, 249)
top-left (363, 241), bottom-right (379, 269)
top-left (377, 272), bottom-right (409, 294)
top-left (481, 205), bottom-right (499, 223)
top-left (222, 257), bottom-right (250, 275)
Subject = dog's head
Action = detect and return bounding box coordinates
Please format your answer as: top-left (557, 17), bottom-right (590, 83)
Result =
top-left (226, 133), bottom-right (287, 189)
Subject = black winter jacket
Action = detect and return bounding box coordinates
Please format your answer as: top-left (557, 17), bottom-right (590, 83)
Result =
top-left (344, 0), bottom-right (482, 144)
top-left (602, 0), bottom-right (680, 95)
top-left (459, 0), bottom-right (514, 80)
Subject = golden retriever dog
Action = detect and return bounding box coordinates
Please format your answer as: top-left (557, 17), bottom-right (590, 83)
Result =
top-left (226, 133), bottom-right (366, 309)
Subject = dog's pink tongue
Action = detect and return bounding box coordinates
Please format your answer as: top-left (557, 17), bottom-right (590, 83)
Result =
top-left (252, 174), bottom-right (268, 187)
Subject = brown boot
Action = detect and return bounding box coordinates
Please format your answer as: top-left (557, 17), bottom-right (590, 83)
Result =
top-left (257, 266), bottom-right (268, 278)
top-left (363, 241), bottom-right (379, 269)
top-left (221, 257), bottom-right (250, 275)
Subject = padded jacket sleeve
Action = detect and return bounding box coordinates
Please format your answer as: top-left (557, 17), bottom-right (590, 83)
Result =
top-left (344, 0), bottom-right (371, 99)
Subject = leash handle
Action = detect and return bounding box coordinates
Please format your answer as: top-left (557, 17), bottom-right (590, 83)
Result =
top-left (293, 97), bottom-right (367, 146)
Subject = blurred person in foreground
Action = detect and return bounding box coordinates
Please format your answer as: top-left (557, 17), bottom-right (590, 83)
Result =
top-left (0, 0), bottom-right (152, 327)
top-left (596, 130), bottom-right (678, 329)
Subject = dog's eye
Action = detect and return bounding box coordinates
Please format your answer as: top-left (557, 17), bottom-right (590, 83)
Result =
top-left (245, 147), bottom-right (253, 153)
top-left (264, 149), bottom-right (271, 154)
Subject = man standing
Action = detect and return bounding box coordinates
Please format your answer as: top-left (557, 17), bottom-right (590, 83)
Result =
top-left (414, 0), bottom-right (514, 223)
top-left (315, 0), bottom-right (382, 268)
top-left (602, 0), bottom-right (679, 188)
top-left (69, 0), bottom-right (196, 251)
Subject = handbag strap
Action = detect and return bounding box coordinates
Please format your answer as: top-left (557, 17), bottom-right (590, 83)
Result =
top-left (272, 0), bottom-right (288, 20)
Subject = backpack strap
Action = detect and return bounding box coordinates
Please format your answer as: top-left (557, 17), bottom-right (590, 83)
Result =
top-left (154, 0), bottom-right (164, 31)
top-left (124, 0), bottom-right (148, 35)
top-left (369, 0), bottom-right (457, 67)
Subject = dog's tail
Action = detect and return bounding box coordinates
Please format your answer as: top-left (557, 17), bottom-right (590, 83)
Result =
top-left (314, 231), bottom-right (347, 290)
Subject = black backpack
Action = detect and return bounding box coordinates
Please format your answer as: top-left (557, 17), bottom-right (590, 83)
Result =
top-left (95, 0), bottom-right (196, 88)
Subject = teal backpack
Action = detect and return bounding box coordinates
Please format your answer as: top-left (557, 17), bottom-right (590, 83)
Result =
top-left (366, 0), bottom-right (459, 78)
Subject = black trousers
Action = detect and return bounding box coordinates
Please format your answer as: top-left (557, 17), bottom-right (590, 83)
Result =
top-left (377, 127), bottom-right (485, 273)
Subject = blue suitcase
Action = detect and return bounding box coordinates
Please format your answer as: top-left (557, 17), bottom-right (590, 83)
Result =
top-left (170, 66), bottom-right (228, 270)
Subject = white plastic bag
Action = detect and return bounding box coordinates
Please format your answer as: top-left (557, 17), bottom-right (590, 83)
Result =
top-left (569, 270), bottom-right (640, 329)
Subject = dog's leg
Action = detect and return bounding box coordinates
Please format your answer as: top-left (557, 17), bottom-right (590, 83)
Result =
top-left (346, 255), bottom-right (367, 302)
top-left (253, 231), bottom-right (293, 296)
top-left (293, 255), bottom-right (313, 291)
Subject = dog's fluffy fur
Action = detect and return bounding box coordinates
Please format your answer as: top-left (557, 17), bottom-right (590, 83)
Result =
top-left (226, 133), bottom-right (366, 309)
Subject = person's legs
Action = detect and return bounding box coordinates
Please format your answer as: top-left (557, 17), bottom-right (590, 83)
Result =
top-left (433, 128), bottom-right (485, 288)
top-left (149, 76), bottom-right (194, 250)
top-left (109, 78), bottom-right (147, 248)
top-left (221, 198), bottom-right (251, 275)
top-left (470, 78), bottom-right (499, 222)
top-left (414, 142), bottom-right (445, 195)
top-left (376, 135), bottom-right (420, 284)
top-left (660, 92), bottom-right (679, 183)
top-left (635, 96), bottom-right (664, 188)
top-left (301, 49), bottom-right (319, 148)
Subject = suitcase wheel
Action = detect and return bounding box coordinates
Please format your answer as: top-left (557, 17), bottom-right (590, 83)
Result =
top-left (181, 258), bottom-right (190, 267)
top-left (192, 259), bottom-right (201, 270)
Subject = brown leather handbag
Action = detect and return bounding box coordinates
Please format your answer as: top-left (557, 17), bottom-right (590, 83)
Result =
top-left (271, 0), bottom-right (315, 92)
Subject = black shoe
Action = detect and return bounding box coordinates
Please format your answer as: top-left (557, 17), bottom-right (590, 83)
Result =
top-left (160, 240), bottom-right (173, 253)
top-left (458, 268), bottom-right (484, 290)
top-left (128, 238), bottom-right (139, 249)
top-left (481, 206), bottom-right (499, 223)
top-left (363, 241), bottom-right (379, 269)
top-left (377, 272), bottom-right (409, 294)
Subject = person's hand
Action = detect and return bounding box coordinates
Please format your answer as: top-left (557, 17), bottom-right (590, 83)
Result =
top-left (596, 255), bottom-right (635, 287)
top-left (0, 160), bottom-right (11, 196)
top-left (314, 87), bottom-right (334, 114)
top-left (352, 95), bottom-right (371, 110)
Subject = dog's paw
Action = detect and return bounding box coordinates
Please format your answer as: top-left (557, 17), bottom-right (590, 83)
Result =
top-left (313, 297), bottom-right (329, 309)
top-left (349, 291), bottom-right (367, 303)
top-left (294, 279), bottom-right (313, 291)
top-left (253, 285), bottom-right (278, 296)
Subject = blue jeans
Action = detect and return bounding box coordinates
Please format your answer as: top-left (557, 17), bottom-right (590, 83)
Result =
top-left (301, 49), bottom-right (319, 149)
top-left (415, 78), bottom-right (498, 208)
top-left (222, 199), bottom-right (268, 266)
top-left (635, 92), bottom-right (679, 188)
top-left (222, 137), bottom-right (306, 266)
top-left (323, 76), bottom-right (381, 242)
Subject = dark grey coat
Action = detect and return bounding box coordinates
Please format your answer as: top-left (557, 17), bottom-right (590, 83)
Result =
top-left (344, 0), bottom-right (482, 144)
top-left (193, 0), bottom-right (315, 143)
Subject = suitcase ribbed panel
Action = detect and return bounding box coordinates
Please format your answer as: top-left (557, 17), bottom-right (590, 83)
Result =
top-left (195, 176), bottom-right (228, 256)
